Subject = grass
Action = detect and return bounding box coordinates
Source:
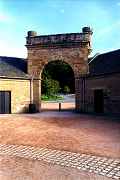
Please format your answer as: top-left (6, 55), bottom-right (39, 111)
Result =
top-left (41, 94), bottom-right (64, 101)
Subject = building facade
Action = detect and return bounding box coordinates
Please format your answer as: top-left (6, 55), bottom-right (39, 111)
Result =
top-left (84, 49), bottom-right (120, 114)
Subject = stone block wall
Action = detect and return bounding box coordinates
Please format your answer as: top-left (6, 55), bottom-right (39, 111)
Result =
top-left (27, 47), bottom-right (89, 77)
top-left (0, 79), bottom-right (30, 113)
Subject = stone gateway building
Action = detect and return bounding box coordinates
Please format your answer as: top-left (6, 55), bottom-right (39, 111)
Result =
top-left (0, 27), bottom-right (120, 114)
top-left (26, 27), bottom-right (92, 112)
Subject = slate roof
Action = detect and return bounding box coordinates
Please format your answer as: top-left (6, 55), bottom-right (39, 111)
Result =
top-left (0, 56), bottom-right (28, 78)
top-left (89, 49), bottom-right (120, 76)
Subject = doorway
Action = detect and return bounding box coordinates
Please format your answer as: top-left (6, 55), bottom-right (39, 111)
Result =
top-left (94, 89), bottom-right (104, 113)
top-left (0, 91), bottom-right (11, 114)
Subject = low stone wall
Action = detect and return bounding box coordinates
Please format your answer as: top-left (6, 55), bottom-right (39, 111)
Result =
top-left (41, 102), bottom-right (75, 111)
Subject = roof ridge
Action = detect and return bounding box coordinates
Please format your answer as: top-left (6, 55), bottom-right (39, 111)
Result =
top-left (0, 56), bottom-right (26, 60)
top-left (97, 49), bottom-right (120, 56)
top-left (88, 53), bottom-right (100, 64)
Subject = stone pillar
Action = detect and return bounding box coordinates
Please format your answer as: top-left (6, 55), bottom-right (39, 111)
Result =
top-left (32, 79), bottom-right (41, 112)
top-left (75, 75), bottom-right (86, 112)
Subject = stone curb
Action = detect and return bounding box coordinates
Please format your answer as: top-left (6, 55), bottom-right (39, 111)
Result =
top-left (0, 144), bottom-right (120, 179)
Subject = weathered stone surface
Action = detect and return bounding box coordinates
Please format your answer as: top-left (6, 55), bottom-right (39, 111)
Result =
top-left (26, 27), bottom-right (92, 112)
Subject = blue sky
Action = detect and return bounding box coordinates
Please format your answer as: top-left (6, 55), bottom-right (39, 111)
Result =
top-left (0, 0), bottom-right (120, 58)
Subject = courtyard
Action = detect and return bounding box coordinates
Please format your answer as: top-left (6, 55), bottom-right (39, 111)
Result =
top-left (0, 111), bottom-right (120, 179)
top-left (0, 112), bottom-right (120, 158)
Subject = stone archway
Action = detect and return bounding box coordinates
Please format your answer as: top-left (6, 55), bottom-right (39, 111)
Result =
top-left (26, 27), bottom-right (93, 112)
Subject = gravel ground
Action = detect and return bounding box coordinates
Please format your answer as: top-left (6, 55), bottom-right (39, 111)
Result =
top-left (0, 112), bottom-right (119, 180)
top-left (0, 112), bottom-right (120, 158)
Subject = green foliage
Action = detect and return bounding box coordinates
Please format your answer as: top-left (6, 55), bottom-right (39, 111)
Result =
top-left (42, 78), bottom-right (60, 96)
top-left (41, 95), bottom-right (49, 101)
top-left (41, 60), bottom-right (75, 94)
top-left (63, 85), bottom-right (70, 94)
top-left (41, 94), bottom-right (64, 101)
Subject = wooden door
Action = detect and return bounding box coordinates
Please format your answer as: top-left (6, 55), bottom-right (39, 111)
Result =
top-left (0, 91), bottom-right (11, 114)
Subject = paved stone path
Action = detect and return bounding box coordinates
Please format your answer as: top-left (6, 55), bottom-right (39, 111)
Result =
top-left (0, 144), bottom-right (120, 179)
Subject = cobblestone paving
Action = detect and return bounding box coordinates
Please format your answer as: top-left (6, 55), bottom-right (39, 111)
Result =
top-left (0, 144), bottom-right (120, 179)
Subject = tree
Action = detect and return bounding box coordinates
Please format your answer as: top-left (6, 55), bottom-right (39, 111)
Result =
top-left (41, 60), bottom-right (75, 94)
top-left (63, 85), bottom-right (70, 94)
top-left (42, 78), bottom-right (60, 96)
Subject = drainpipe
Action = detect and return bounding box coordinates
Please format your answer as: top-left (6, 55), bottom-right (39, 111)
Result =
top-left (81, 76), bottom-right (85, 113)
top-left (29, 76), bottom-right (37, 113)
top-left (30, 76), bottom-right (33, 104)
top-left (83, 76), bottom-right (86, 112)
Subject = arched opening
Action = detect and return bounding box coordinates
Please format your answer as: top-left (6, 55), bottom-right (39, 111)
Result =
top-left (41, 60), bottom-right (75, 111)
top-left (26, 27), bottom-right (92, 113)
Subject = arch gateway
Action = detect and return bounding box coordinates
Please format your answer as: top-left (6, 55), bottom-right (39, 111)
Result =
top-left (26, 27), bottom-right (93, 112)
